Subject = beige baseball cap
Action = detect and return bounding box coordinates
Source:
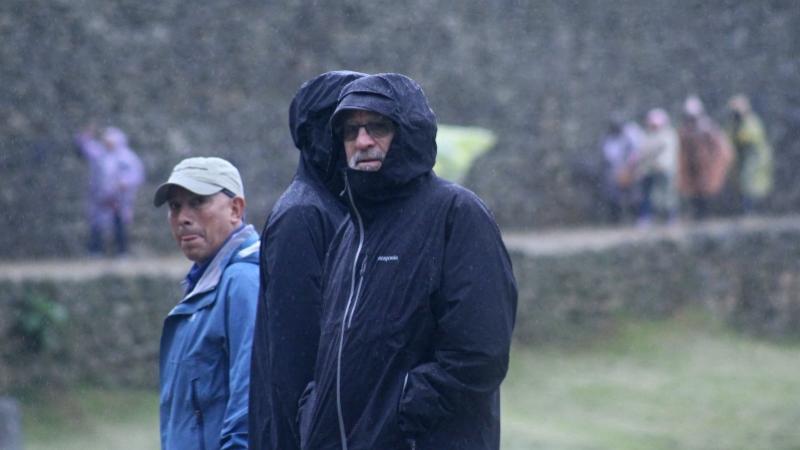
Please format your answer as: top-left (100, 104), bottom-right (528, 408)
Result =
top-left (153, 157), bottom-right (244, 207)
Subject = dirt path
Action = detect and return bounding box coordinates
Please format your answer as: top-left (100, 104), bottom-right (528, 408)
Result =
top-left (0, 255), bottom-right (190, 282)
top-left (503, 214), bottom-right (800, 256)
top-left (1, 214), bottom-right (798, 282)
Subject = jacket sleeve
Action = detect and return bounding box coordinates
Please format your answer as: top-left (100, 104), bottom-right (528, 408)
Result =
top-left (264, 206), bottom-right (330, 450)
top-left (74, 132), bottom-right (103, 160)
top-left (220, 263), bottom-right (260, 450)
top-left (398, 193), bottom-right (518, 436)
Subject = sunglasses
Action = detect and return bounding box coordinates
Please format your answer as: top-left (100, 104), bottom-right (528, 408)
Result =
top-left (338, 120), bottom-right (396, 141)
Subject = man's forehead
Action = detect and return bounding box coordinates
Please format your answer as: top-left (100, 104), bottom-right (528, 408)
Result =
top-left (343, 110), bottom-right (389, 123)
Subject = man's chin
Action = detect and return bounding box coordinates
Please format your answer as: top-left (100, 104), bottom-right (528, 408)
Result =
top-left (180, 244), bottom-right (207, 262)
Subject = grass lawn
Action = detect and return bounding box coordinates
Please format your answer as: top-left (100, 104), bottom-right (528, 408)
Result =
top-left (501, 310), bottom-right (800, 449)
top-left (17, 309), bottom-right (800, 449)
top-left (21, 387), bottom-right (159, 450)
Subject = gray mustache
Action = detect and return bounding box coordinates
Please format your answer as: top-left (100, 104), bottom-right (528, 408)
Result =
top-left (353, 149), bottom-right (385, 162)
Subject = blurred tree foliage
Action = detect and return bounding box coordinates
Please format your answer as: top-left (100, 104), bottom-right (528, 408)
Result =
top-left (11, 292), bottom-right (68, 354)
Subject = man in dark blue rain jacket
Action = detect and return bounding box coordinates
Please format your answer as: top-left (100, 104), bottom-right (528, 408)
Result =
top-left (155, 157), bottom-right (260, 450)
top-left (249, 71), bottom-right (365, 450)
top-left (297, 73), bottom-right (518, 450)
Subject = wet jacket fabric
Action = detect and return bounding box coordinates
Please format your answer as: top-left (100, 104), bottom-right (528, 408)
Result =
top-left (160, 225), bottom-right (260, 450)
top-left (298, 74), bottom-right (518, 450)
top-left (249, 71), bottom-right (365, 450)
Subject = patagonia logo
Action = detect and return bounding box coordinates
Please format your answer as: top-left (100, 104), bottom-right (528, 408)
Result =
top-left (377, 255), bottom-right (399, 262)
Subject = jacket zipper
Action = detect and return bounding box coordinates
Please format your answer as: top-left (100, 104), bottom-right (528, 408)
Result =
top-left (335, 173), bottom-right (367, 450)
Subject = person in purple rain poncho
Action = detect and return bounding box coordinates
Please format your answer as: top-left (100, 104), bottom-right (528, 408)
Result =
top-left (75, 124), bottom-right (145, 256)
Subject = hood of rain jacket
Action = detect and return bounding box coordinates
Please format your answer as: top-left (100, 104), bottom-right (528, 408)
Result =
top-left (331, 73), bottom-right (438, 204)
top-left (293, 70), bottom-right (369, 194)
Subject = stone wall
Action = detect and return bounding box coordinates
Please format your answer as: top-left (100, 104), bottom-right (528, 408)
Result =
top-left (511, 218), bottom-right (800, 343)
top-left (2, 0), bottom-right (800, 256)
top-left (2, 219), bottom-right (799, 392)
top-left (0, 276), bottom-right (179, 392)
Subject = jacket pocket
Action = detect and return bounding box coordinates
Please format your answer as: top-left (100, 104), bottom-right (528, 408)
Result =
top-left (398, 372), bottom-right (410, 414)
top-left (185, 357), bottom-right (222, 450)
top-left (186, 356), bottom-right (226, 407)
top-left (398, 372), bottom-right (417, 449)
top-left (190, 378), bottom-right (207, 450)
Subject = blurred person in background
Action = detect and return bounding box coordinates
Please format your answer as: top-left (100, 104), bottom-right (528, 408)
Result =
top-left (248, 70), bottom-right (364, 450)
top-left (726, 94), bottom-right (774, 214)
top-left (74, 124), bottom-right (144, 256)
top-left (677, 95), bottom-right (734, 220)
top-left (633, 108), bottom-right (680, 224)
top-left (154, 157), bottom-right (259, 450)
top-left (600, 115), bottom-right (642, 223)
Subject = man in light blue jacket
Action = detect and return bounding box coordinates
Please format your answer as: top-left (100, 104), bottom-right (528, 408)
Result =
top-left (154, 157), bottom-right (260, 449)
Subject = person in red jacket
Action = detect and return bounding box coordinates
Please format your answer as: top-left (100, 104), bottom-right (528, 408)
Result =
top-left (677, 95), bottom-right (734, 219)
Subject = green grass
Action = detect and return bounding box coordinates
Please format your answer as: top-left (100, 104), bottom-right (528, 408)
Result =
top-left (21, 387), bottom-right (159, 450)
top-left (501, 310), bottom-right (800, 450)
top-left (17, 309), bottom-right (800, 450)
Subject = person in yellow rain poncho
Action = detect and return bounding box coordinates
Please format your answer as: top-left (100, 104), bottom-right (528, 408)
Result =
top-left (726, 94), bottom-right (774, 214)
top-left (433, 125), bottom-right (496, 183)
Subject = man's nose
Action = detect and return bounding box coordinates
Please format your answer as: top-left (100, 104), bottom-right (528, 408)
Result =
top-left (175, 207), bottom-right (193, 225)
top-left (354, 126), bottom-right (376, 148)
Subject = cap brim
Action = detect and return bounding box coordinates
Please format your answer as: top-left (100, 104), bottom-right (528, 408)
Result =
top-left (152, 174), bottom-right (223, 207)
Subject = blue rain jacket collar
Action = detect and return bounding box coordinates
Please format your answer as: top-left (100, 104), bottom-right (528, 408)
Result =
top-left (170, 224), bottom-right (259, 316)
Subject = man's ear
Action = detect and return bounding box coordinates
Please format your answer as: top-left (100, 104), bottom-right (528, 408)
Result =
top-left (231, 196), bottom-right (246, 222)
